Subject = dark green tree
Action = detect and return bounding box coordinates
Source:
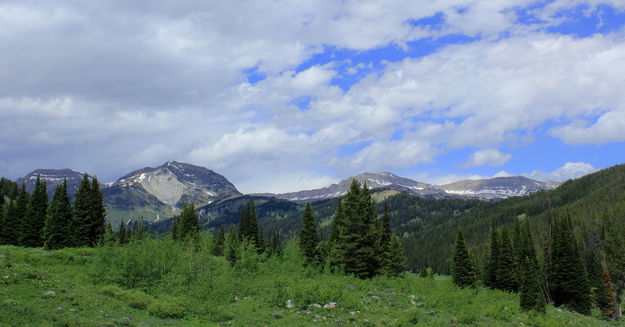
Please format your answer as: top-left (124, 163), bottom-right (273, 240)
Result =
top-left (72, 174), bottom-right (93, 247)
top-left (496, 228), bottom-right (518, 292)
top-left (43, 180), bottom-right (73, 249)
top-left (484, 220), bottom-right (499, 289)
top-left (224, 225), bottom-right (239, 265)
top-left (6, 184), bottom-right (29, 245)
top-left (267, 230), bottom-right (283, 257)
top-left (177, 203), bottom-right (200, 240)
top-left (211, 225), bottom-right (226, 256)
top-left (327, 198), bottom-right (345, 268)
top-left (595, 261), bottom-right (618, 320)
top-left (377, 203), bottom-right (393, 273)
top-left (452, 229), bottom-right (477, 288)
top-left (0, 201), bottom-right (16, 245)
top-left (21, 175), bottom-right (48, 247)
top-left (520, 256), bottom-right (546, 313)
top-left (88, 177), bottom-right (106, 245)
top-left (340, 180), bottom-right (379, 279)
top-left (385, 234), bottom-right (406, 277)
top-left (118, 220), bottom-right (128, 245)
top-left (550, 215), bottom-right (591, 315)
top-left (299, 202), bottom-right (320, 266)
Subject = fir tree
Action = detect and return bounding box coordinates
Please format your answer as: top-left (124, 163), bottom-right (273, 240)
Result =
top-left (595, 261), bottom-right (618, 320)
top-left (118, 220), bottom-right (128, 245)
top-left (72, 174), bottom-right (93, 247)
top-left (340, 180), bottom-right (379, 279)
top-left (452, 229), bottom-right (477, 288)
top-left (267, 230), bottom-right (283, 257)
top-left (327, 198), bottom-right (345, 269)
top-left (0, 201), bottom-right (16, 245)
top-left (211, 225), bottom-right (226, 256)
top-left (43, 180), bottom-right (73, 249)
top-left (7, 185), bottom-right (30, 245)
top-left (238, 201), bottom-right (260, 246)
top-left (21, 176), bottom-right (47, 247)
top-left (88, 177), bottom-right (106, 246)
top-left (550, 215), bottom-right (591, 315)
top-left (224, 225), bottom-right (239, 265)
top-left (377, 202), bottom-right (393, 274)
top-left (178, 203), bottom-right (200, 240)
top-left (496, 228), bottom-right (518, 292)
top-left (299, 202), bottom-right (320, 266)
top-left (520, 256), bottom-right (546, 313)
top-left (484, 220), bottom-right (499, 289)
top-left (385, 234), bottom-right (405, 277)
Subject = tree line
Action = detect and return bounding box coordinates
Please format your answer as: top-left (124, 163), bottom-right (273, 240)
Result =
top-left (0, 174), bottom-right (106, 249)
top-left (452, 213), bottom-right (619, 320)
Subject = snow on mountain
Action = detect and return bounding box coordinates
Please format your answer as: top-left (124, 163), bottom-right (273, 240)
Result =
top-left (16, 168), bottom-right (85, 199)
top-left (439, 176), bottom-right (558, 199)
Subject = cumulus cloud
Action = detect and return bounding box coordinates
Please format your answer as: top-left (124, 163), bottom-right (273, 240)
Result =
top-left (464, 149), bottom-right (512, 167)
top-left (524, 162), bottom-right (597, 182)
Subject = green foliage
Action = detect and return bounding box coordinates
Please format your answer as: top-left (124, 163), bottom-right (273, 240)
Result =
top-left (520, 257), bottom-right (545, 313)
top-left (21, 175), bottom-right (47, 247)
top-left (147, 296), bottom-right (188, 318)
top-left (595, 262), bottom-right (617, 320)
top-left (211, 225), bottom-right (225, 256)
top-left (299, 202), bottom-right (319, 266)
top-left (238, 200), bottom-right (260, 247)
top-left (496, 228), bottom-right (518, 292)
top-left (224, 225), bottom-right (239, 265)
top-left (384, 234), bottom-right (406, 277)
top-left (72, 174), bottom-right (93, 247)
top-left (177, 203), bottom-right (200, 240)
top-left (43, 180), bottom-right (73, 250)
top-left (452, 229), bottom-right (477, 288)
top-left (484, 220), bottom-right (499, 288)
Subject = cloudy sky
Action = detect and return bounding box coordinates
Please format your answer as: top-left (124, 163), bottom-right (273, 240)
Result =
top-left (1, 1), bottom-right (625, 193)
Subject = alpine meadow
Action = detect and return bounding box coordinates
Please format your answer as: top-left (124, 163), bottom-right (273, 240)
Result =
top-left (3, 1), bottom-right (625, 326)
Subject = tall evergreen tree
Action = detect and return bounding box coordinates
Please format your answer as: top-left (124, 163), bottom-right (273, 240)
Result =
top-left (0, 201), bottom-right (16, 245)
top-left (299, 202), bottom-right (320, 266)
top-left (88, 177), bottom-right (106, 246)
top-left (520, 256), bottom-right (546, 313)
top-left (327, 198), bottom-right (345, 268)
top-left (178, 203), bottom-right (200, 240)
top-left (118, 219), bottom-right (128, 245)
top-left (496, 228), bottom-right (518, 292)
top-left (211, 225), bottom-right (226, 256)
top-left (377, 203), bottom-right (392, 272)
top-left (21, 176), bottom-right (47, 247)
top-left (238, 201), bottom-right (260, 246)
top-left (385, 234), bottom-right (406, 277)
top-left (7, 184), bottom-right (30, 245)
top-left (452, 229), bottom-right (477, 288)
top-left (72, 174), bottom-right (93, 247)
top-left (43, 180), bottom-right (73, 249)
top-left (340, 180), bottom-right (379, 279)
top-left (224, 225), bottom-right (239, 265)
top-left (484, 220), bottom-right (499, 289)
top-left (267, 230), bottom-right (283, 257)
top-left (550, 215), bottom-right (591, 315)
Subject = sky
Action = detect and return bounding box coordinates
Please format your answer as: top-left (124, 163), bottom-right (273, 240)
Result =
top-left (1, 0), bottom-right (625, 193)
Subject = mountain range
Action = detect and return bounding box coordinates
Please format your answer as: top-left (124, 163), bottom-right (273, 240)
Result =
top-left (10, 161), bottom-right (559, 225)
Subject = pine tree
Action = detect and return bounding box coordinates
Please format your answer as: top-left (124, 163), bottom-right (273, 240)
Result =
top-left (520, 257), bottom-right (546, 313)
top-left (327, 198), bottom-right (345, 268)
top-left (72, 174), bottom-right (93, 247)
top-left (340, 180), bottom-right (379, 279)
top-left (224, 225), bottom-right (239, 265)
top-left (377, 202), bottom-right (393, 274)
top-left (21, 176), bottom-right (48, 247)
top-left (88, 177), bottom-right (106, 246)
top-left (595, 261), bottom-right (617, 320)
top-left (484, 220), bottom-right (499, 289)
top-left (0, 202), bottom-right (4, 244)
top-left (118, 220), bottom-right (128, 245)
top-left (178, 203), bottom-right (200, 240)
top-left (6, 184), bottom-right (30, 245)
top-left (385, 234), bottom-right (405, 277)
top-left (452, 229), bottom-right (477, 288)
top-left (0, 201), bottom-right (16, 245)
top-left (43, 180), bottom-right (73, 249)
top-left (267, 230), bottom-right (283, 257)
top-left (496, 228), bottom-right (518, 292)
top-left (211, 225), bottom-right (226, 256)
top-left (238, 201), bottom-right (260, 247)
top-left (299, 202), bottom-right (320, 266)
top-left (550, 215), bottom-right (591, 315)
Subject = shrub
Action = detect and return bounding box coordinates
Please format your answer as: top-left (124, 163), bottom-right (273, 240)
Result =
top-left (148, 296), bottom-right (188, 318)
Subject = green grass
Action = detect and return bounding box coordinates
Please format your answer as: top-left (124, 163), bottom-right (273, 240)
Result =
top-left (0, 240), bottom-right (621, 327)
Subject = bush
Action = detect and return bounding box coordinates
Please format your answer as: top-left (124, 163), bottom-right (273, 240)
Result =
top-left (148, 296), bottom-right (188, 318)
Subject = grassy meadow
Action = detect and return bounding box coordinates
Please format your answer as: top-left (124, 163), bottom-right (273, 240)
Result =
top-left (0, 237), bottom-right (620, 326)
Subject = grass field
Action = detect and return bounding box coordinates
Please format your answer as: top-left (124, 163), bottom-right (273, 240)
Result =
top-left (0, 238), bottom-right (620, 326)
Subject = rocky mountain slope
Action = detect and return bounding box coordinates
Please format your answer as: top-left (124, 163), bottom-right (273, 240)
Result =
top-left (439, 176), bottom-right (558, 199)
top-left (16, 168), bottom-right (85, 200)
top-left (268, 172), bottom-right (445, 201)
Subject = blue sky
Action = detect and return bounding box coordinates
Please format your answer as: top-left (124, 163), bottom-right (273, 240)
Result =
top-left (0, 1), bottom-right (625, 192)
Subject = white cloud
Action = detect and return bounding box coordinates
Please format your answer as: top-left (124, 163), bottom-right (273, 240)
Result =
top-left (464, 149), bottom-right (512, 167)
top-left (551, 110), bottom-right (625, 144)
top-left (524, 162), bottom-right (596, 182)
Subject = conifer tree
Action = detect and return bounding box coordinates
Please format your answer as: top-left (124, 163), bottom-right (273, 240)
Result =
top-left (550, 215), bottom-right (591, 315)
top-left (520, 256), bottom-right (546, 313)
top-left (171, 218), bottom-right (179, 240)
top-left (238, 201), bottom-right (260, 246)
top-left (88, 177), bottom-right (106, 245)
top-left (385, 234), bottom-right (405, 277)
top-left (211, 225), bottom-right (226, 256)
top-left (21, 176), bottom-right (47, 247)
top-left (299, 202), bottom-right (320, 266)
top-left (178, 203), bottom-right (200, 240)
top-left (43, 180), bottom-right (73, 249)
top-left (72, 174), bottom-right (93, 247)
top-left (377, 203), bottom-right (393, 273)
top-left (118, 220), bottom-right (128, 245)
top-left (101, 222), bottom-right (116, 245)
top-left (267, 230), bottom-right (283, 257)
top-left (496, 228), bottom-right (518, 292)
top-left (327, 198), bottom-right (345, 268)
top-left (224, 225), bottom-right (239, 265)
top-left (7, 184), bottom-right (30, 245)
top-left (0, 202), bottom-right (4, 244)
top-left (452, 229), bottom-right (477, 288)
top-left (0, 201), bottom-right (16, 245)
top-left (595, 261), bottom-right (617, 320)
top-left (485, 220), bottom-right (499, 289)
top-left (340, 180), bottom-right (379, 279)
